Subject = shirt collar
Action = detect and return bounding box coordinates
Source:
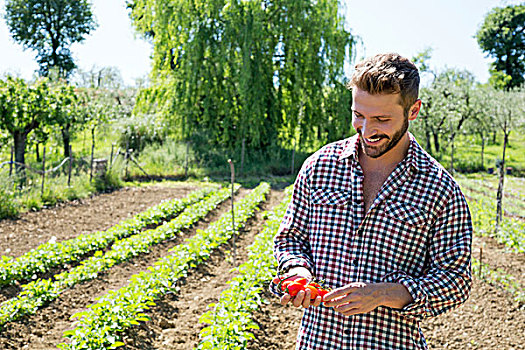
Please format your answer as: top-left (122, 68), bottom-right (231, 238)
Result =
top-left (338, 132), bottom-right (430, 173)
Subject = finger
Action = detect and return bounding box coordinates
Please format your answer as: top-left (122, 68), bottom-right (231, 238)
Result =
top-left (312, 295), bottom-right (322, 307)
top-left (323, 293), bottom-right (353, 308)
top-left (323, 286), bottom-right (356, 302)
top-left (280, 294), bottom-right (291, 306)
top-left (302, 289), bottom-right (312, 308)
top-left (334, 302), bottom-right (357, 314)
top-left (293, 290), bottom-right (305, 308)
top-left (342, 308), bottom-right (362, 316)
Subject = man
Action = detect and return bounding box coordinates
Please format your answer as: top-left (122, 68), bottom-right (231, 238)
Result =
top-left (272, 53), bottom-right (472, 349)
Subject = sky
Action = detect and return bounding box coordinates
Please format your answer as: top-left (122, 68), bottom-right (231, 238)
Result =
top-left (0, 0), bottom-right (522, 86)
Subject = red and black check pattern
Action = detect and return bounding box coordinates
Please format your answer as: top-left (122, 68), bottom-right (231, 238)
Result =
top-left (272, 133), bottom-right (472, 350)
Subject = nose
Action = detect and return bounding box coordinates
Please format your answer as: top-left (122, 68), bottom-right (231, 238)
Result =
top-left (356, 118), bottom-right (377, 138)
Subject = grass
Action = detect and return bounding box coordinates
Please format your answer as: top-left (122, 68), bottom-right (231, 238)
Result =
top-left (436, 132), bottom-right (525, 175)
top-left (1, 117), bottom-right (523, 220)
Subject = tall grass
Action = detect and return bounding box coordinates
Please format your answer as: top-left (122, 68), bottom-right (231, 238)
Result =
top-left (0, 159), bottom-right (125, 220)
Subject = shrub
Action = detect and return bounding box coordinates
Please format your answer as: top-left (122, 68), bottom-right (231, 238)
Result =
top-left (117, 114), bottom-right (166, 154)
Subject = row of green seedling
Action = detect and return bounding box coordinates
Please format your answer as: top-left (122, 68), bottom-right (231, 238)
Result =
top-left (461, 186), bottom-right (525, 253)
top-left (58, 182), bottom-right (270, 350)
top-left (0, 185), bottom-right (238, 327)
top-left (0, 185), bottom-right (217, 286)
top-left (196, 186), bottom-right (291, 350)
top-left (472, 257), bottom-right (524, 304)
top-left (457, 178), bottom-right (525, 217)
top-left (459, 176), bottom-right (525, 203)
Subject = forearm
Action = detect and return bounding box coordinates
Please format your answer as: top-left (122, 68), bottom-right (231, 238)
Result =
top-left (377, 282), bottom-right (414, 309)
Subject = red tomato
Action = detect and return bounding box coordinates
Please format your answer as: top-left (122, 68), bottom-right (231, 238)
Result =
top-left (317, 289), bottom-right (329, 301)
top-left (280, 280), bottom-right (294, 292)
top-left (294, 277), bottom-right (308, 286)
top-left (305, 285), bottom-right (319, 300)
top-left (286, 282), bottom-right (306, 296)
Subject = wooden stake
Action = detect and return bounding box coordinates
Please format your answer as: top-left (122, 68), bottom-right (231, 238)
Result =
top-left (240, 137), bottom-right (245, 177)
top-left (185, 141), bottom-right (189, 178)
top-left (228, 159), bottom-right (236, 266)
top-left (291, 139), bottom-right (296, 175)
top-left (90, 127), bottom-right (95, 182)
top-left (68, 145), bottom-right (73, 187)
top-left (479, 248), bottom-right (483, 278)
top-left (9, 145), bottom-right (13, 177)
top-left (41, 146), bottom-right (46, 198)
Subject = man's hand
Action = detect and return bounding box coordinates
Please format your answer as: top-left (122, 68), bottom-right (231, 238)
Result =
top-left (322, 282), bottom-right (413, 316)
top-left (278, 267), bottom-right (322, 309)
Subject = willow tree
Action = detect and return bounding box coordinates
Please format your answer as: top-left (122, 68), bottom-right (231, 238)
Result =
top-left (128, 0), bottom-right (355, 154)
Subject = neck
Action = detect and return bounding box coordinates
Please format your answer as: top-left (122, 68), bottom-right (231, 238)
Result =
top-left (359, 133), bottom-right (411, 172)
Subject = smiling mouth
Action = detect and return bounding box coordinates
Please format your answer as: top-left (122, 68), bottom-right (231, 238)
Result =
top-left (362, 135), bottom-right (386, 145)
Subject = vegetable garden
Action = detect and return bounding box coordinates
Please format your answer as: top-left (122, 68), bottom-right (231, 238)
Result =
top-left (0, 175), bottom-right (522, 349)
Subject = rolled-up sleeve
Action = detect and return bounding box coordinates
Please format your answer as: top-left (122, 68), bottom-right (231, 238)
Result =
top-left (273, 158), bottom-right (315, 276)
top-left (382, 184), bottom-right (472, 321)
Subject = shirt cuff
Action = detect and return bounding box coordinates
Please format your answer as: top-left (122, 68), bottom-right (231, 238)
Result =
top-left (279, 258), bottom-right (314, 276)
top-left (381, 270), bottom-right (430, 319)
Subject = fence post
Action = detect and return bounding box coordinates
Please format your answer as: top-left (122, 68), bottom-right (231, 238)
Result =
top-left (185, 141), bottom-right (189, 178)
top-left (110, 143), bottom-right (114, 167)
top-left (68, 145), bottom-right (73, 187)
top-left (9, 145), bottom-right (13, 177)
top-left (41, 146), bottom-right (46, 198)
top-left (125, 140), bottom-right (130, 179)
top-left (90, 127), bottom-right (95, 182)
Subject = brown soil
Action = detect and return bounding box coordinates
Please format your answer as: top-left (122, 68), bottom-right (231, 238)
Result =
top-left (119, 189), bottom-right (286, 350)
top-left (0, 183), bottom-right (199, 258)
top-left (472, 234), bottom-right (525, 288)
top-left (249, 275), bottom-right (525, 350)
top-left (0, 186), bottom-right (249, 350)
top-left (0, 182), bottom-right (523, 350)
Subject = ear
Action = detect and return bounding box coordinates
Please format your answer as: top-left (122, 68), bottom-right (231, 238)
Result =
top-left (408, 99), bottom-right (422, 121)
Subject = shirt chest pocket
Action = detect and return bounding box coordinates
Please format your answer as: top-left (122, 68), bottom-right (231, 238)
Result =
top-left (311, 188), bottom-right (351, 207)
top-left (382, 199), bottom-right (428, 228)
top-left (309, 188), bottom-right (352, 245)
top-left (373, 200), bottom-right (430, 274)
top-left (310, 188), bottom-right (352, 234)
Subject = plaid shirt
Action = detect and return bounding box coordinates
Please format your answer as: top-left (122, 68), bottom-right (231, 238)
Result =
top-left (272, 133), bottom-right (472, 350)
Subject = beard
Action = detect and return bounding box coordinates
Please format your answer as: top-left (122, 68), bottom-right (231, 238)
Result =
top-left (359, 117), bottom-right (409, 159)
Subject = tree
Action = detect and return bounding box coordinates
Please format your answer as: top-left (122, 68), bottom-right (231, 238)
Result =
top-left (4, 0), bottom-right (97, 78)
top-left (129, 0), bottom-right (355, 157)
top-left (476, 4), bottom-right (525, 89)
top-left (0, 77), bottom-right (53, 178)
top-left (490, 87), bottom-right (525, 230)
top-left (463, 86), bottom-right (495, 170)
top-left (49, 80), bottom-right (82, 158)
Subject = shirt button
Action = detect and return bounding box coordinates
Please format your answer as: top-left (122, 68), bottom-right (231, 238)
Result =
top-left (344, 329), bottom-right (351, 335)
top-left (356, 228), bottom-right (363, 235)
top-left (352, 259), bottom-right (358, 267)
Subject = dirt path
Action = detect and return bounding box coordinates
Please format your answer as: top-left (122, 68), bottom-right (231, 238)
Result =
top-left (120, 189), bottom-right (286, 350)
top-left (0, 183), bottom-right (199, 258)
top-left (0, 187), bottom-right (247, 350)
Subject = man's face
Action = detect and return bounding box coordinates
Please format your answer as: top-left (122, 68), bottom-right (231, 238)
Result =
top-left (351, 88), bottom-right (419, 159)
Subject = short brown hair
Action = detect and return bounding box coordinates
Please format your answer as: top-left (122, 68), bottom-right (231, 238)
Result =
top-left (347, 53), bottom-right (420, 116)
